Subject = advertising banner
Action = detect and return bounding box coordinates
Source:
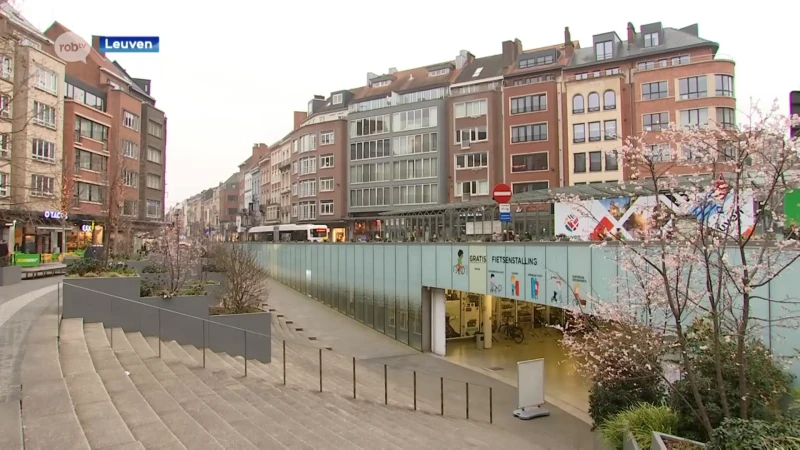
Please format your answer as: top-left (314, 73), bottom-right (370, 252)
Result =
top-left (554, 191), bottom-right (756, 241)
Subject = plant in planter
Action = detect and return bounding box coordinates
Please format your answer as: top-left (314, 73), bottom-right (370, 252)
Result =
top-left (145, 225), bottom-right (204, 297)
top-left (599, 403), bottom-right (679, 450)
top-left (66, 258), bottom-right (137, 278)
top-left (707, 417), bottom-right (800, 449)
top-left (209, 244), bottom-right (268, 315)
top-left (141, 263), bottom-right (167, 273)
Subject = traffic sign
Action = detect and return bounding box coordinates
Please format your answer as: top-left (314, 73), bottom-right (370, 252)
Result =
top-left (499, 203), bottom-right (512, 222)
top-left (492, 183), bottom-right (512, 204)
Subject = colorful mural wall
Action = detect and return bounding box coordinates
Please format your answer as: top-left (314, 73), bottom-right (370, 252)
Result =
top-left (252, 242), bottom-right (800, 382)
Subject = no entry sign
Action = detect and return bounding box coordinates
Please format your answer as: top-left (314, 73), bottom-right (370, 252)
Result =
top-left (492, 183), bottom-right (512, 204)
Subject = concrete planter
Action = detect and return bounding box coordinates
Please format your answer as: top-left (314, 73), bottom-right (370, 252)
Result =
top-left (62, 276), bottom-right (141, 325)
top-left (209, 311), bottom-right (271, 363)
top-left (650, 432), bottom-right (705, 450)
top-left (124, 260), bottom-right (150, 274)
top-left (0, 265), bottom-right (22, 286)
top-left (623, 429), bottom-right (642, 450)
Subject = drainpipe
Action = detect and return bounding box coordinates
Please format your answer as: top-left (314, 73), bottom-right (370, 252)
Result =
top-left (501, 83), bottom-right (506, 184)
top-left (557, 76), bottom-right (565, 187)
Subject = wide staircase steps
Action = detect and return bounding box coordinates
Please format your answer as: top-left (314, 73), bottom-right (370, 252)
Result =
top-left (18, 315), bottom-right (532, 449)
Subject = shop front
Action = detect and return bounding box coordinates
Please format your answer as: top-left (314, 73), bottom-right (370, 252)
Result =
top-left (66, 218), bottom-right (104, 254)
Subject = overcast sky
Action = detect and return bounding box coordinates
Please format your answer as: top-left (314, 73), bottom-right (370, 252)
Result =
top-left (19, 0), bottom-right (798, 206)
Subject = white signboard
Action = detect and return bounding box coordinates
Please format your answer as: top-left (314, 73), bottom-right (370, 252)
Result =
top-left (517, 358), bottom-right (545, 408)
top-left (554, 191), bottom-right (756, 241)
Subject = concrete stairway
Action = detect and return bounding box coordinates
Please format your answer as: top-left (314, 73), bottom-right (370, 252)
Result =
top-left (19, 316), bottom-right (533, 449)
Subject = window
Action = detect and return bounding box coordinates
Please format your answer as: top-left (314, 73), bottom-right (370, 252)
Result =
top-left (320, 154), bottom-right (334, 168)
top-left (147, 120), bottom-right (162, 137)
top-left (122, 140), bottom-right (138, 159)
top-left (606, 68), bottom-right (620, 75)
top-left (320, 131), bottom-right (334, 145)
top-left (31, 139), bottom-right (56, 162)
top-left (604, 120), bottom-right (617, 140)
top-left (123, 170), bottom-right (139, 187)
top-left (0, 56), bottom-right (10, 80)
top-left (33, 101), bottom-right (56, 128)
top-left (575, 73), bottom-right (589, 80)
top-left (0, 95), bottom-right (10, 118)
top-left (644, 32), bottom-right (659, 48)
top-left (294, 134), bottom-right (317, 153)
top-left (679, 76), bottom-right (707, 100)
top-left (603, 90), bottom-right (616, 110)
top-left (595, 41), bottom-right (613, 60)
top-left (349, 98), bottom-right (390, 113)
top-left (511, 153), bottom-right (548, 173)
top-left (573, 153), bottom-right (586, 173)
top-left (587, 92), bottom-right (600, 112)
top-left (123, 111), bottom-right (140, 131)
top-left (648, 144), bottom-right (671, 162)
top-left (513, 182), bottom-right (548, 194)
top-left (472, 67), bottom-right (483, 77)
top-left (519, 54), bottom-right (554, 69)
top-left (0, 172), bottom-right (6, 197)
top-left (227, 195), bottom-right (237, 202)
top-left (350, 139), bottom-right (391, 161)
top-left (299, 156), bottom-right (317, 175)
top-left (572, 95), bottom-right (584, 114)
top-left (146, 174), bottom-right (161, 189)
top-left (456, 126), bottom-right (488, 143)
top-left (147, 147), bottom-right (162, 164)
top-left (36, 68), bottom-right (58, 94)
top-left (573, 124), bottom-right (585, 143)
top-left (511, 124), bottom-right (547, 143)
top-left (715, 75), bottom-right (734, 97)
top-left (457, 180), bottom-right (489, 197)
top-left (637, 61), bottom-right (655, 71)
top-left (122, 200), bottom-right (138, 216)
top-left (642, 81), bottom-right (668, 100)
top-left (605, 151), bottom-right (618, 170)
top-left (589, 151), bottom-right (602, 172)
top-left (146, 200), bottom-right (162, 218)
top-left (588, 122), bottom-right (601, 141)
top-left (392, 133), bottom-right (437, 155)
top-left (716, 108), bottom-right (736, 129)
top-left (332, 93), bottom-right (343, 105)
top-left (392, 159), bottom-right (437, 180)
top-left (291, 183), bottom-right (297, 196)
top-left (0, 134), bottom-right (9, 155)
top-left (66, 83), bottom-right (105, 111)
top-left (454, 100), bottom-right (486, 118)
top-left (75, 117), bottom-right (109, 142)
top-left (680, 108), bottom-right (709, 127)
top-left (455, 152), bottom-right (487, 169)
top-left (320, 200), bottom-right (334, 215)
top-left (298, 179), bottom-right (317, 198)
top-left (510, 94), bottom-right (546, 115)
top-left (371, 80), bottom-right (391, 88)
top-left (429, 68), bottom-right (450, 77)
top-left (643, 112), bottom-right (669, 131)
top-left (349, 114), bottom-right (391, 137)
top-left (399, 87), bottom-right (446, 105)
top-left (393, 107), bottom-right (437, 131)
top-left (30, 174), bottom-right (54, 196)
top-left (292, 162), bottom-right (297, 174)
top-left (350, 186), bottom-right (393, 207)
top-left (681, 143), bottom-right (704, 161)
top-left (672, 55), bottom-right (690, 65)
top-left (319, 177), bottom-right (334, 192)
top-left (75, 150), bottom-right (107, 172)
top-left (76, 182), bottom-right (104, 203)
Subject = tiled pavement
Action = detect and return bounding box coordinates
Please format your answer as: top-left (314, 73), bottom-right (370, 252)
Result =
top-left (0, 278), bottom-right (61, 403)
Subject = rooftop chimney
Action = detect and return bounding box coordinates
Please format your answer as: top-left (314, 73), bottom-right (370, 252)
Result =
top-left (564, 27), bottom-right (575, 59)
top-left (91, 35), bottom-right (104, 58)
top-left (455, 50), bottom-right (473, 70)
top-left (627, 22), bottom-right (636, 46)
top-left (366, 72), bottom-right (378, 84)
top-left (501, 39), bottom-right (522, 67)
top-left (388, 67), bottom-right (398, 74)
top-left (293, 111), bottom-right (307, 130)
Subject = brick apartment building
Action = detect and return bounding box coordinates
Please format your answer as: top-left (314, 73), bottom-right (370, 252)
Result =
top-left (180, 20), bottom-right (736, 241)
top-left (43, 22), bottom-right (168, 254)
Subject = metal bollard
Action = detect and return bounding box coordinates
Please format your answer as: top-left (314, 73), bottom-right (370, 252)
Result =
top-left (440, 377), bottom-right (444, 415)
top-left (352, 357), bottom-right (356, 399)
top-left (202, 321), bottom-right (206, 368)
top-left (318, 348), bottom-right (323, 393)
top-left (384, 365), bottom-right (388, 405)
top-left (282, 340), bottom-right (286, 385)
top-left (413, 371), bottom-right (417, 411)
top-left (466, 383), bottom-right (469, 420)
top-left (244, 330), bottom-right (248, 377)
top-left (489, 387), bottom-right (493, 424)
top-left (158, 308), bottom-right (161, 358)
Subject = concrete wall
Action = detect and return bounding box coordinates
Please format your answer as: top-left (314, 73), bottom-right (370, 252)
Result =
top-left (0, 265), bottom-right (21, 286)
top-left (62, 277), bottom-right (271, 363)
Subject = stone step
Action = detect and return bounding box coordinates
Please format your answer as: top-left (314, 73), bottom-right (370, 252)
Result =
top-left (20, 313), bottom-right (89, 450)
top-left (59, 319), bottom-right (139, 449)
top-left (83, 324), bottom-right (186, 450)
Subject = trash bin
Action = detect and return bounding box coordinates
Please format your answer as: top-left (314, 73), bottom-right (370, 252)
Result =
top-left (475, 333), bottom-right (484, 349)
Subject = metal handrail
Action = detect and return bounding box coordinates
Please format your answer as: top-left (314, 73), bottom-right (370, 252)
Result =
top-left (60, 278), bottom-right (497, 423)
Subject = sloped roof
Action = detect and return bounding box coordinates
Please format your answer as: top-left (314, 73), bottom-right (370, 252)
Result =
top-left (454, 54), bottom-right (507, 83)
top-left (0, 2), bottom-right (50, 43)
top-left (505, 42), bottom-right (573, 77)
top-left (568, 26), bottom-right (718, 69)
top-left (351, 59), bottom-right (464, 102)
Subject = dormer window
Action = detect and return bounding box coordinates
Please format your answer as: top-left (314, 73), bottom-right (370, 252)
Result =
top-left (307, 100), bottom-right (313, 116)
top-left (595, 41), bottom-right (613, 61)
top-left (644, 32), bottom-right (659, 48)
top-left (371, 80), bottom-right (391, 88)
top-left (472, 67), bottom-right (483, 77)
top-left (519, 55), bottom-right (554, 69)
top-left (429, 68), bottom-right (450, 77)
top-left (332, 93), bottom-right (343, 105)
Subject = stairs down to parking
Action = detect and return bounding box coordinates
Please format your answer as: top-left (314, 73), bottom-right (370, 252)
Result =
top-left (17, 315), bottom-right (534, 449)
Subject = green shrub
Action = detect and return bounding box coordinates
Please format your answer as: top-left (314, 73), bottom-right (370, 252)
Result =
top-left (600, 403), bottom-right (679, 450)
top-left (66, 258), bottom-right (104, 276)
top-left (141, 264), bottom-right (167, 273)
top-left (708, 417), bottom-right (800, 450)
top-left (589, 370), bottom-right (665, 427)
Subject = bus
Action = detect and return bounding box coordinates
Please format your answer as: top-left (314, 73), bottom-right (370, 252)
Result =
top-left (248, 224), bottom-right (329, 242)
